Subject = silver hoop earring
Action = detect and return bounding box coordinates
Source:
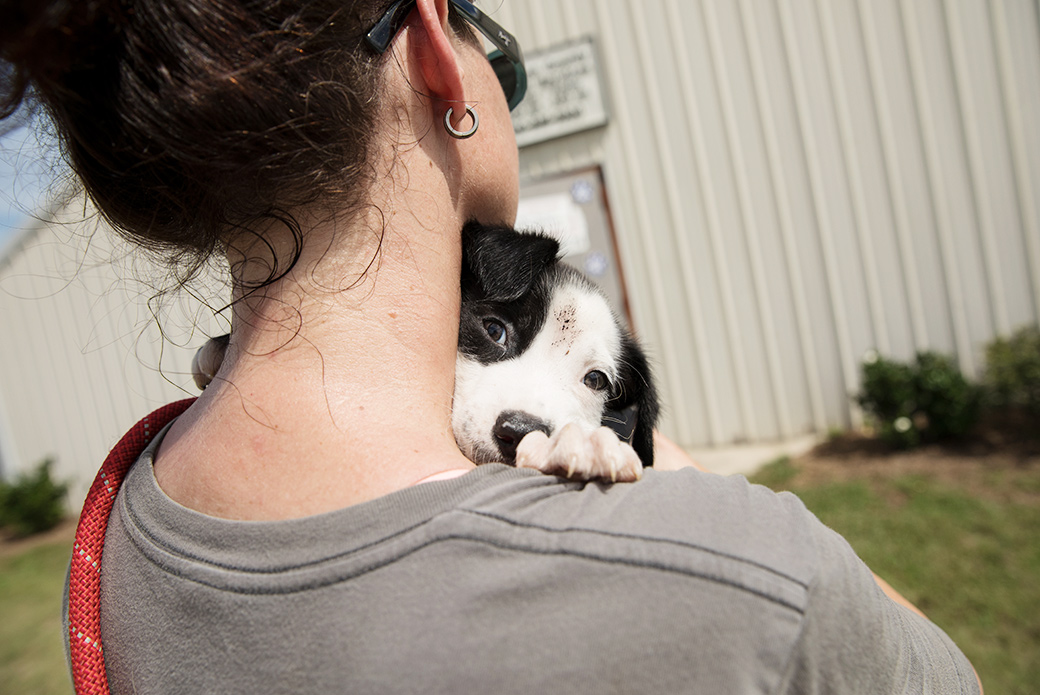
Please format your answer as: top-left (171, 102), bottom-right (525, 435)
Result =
top-left (444, 105), bottom-right (479, 139)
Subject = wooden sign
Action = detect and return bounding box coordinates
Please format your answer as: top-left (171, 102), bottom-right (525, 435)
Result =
top-left (512, 38), bottom-right (609, 148)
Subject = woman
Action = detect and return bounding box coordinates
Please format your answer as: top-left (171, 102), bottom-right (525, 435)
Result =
top-left (2, 0), bottom-right (979, 692)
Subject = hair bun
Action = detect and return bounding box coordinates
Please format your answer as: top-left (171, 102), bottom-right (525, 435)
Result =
top-left (0, 0), bottom-right (119, 116)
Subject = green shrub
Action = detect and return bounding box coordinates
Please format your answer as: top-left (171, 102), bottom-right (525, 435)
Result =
top-left (984, 325), bottom-right (1040, 416)
top-left (0, 459), bottom-right (68, 537)
top-left (856, 351), bottom-right (981, 448)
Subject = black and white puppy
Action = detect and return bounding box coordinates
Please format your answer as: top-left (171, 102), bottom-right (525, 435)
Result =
top-left (453, 222), bottom-right (658, 480)
top-left (191, 222), bottom-right (658, 481)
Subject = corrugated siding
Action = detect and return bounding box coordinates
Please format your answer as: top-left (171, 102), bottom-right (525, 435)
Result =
top-left (507, 0), bottom-right (1040, 445)
top-left (0, 207), bottom-right (225, 505)
top-left (0, 0), bottom-right (1038, 505)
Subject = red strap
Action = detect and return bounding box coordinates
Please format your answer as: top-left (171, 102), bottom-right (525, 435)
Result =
top-left (68, 399), bottom-right (196, 695)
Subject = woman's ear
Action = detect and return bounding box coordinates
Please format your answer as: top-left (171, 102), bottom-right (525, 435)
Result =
top-left (411, 0), bottom-right (468, 124)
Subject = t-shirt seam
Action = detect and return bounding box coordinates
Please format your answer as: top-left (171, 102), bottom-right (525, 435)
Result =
top-left (459, 507), bottom-right (811, 588)
top-left (120, 511), bottom-right (807, 611)
top-left (769, 572), bottom-right (816, 695)
top-left (121, 474), bottom-right (810, 592)
top-left (120, 489), bottom-right (434, 574)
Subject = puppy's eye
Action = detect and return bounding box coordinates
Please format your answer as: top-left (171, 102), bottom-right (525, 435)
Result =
top-left (484, 319), bottom-right (508, 346)
top-left (583, 370), bottom-right (609, 391)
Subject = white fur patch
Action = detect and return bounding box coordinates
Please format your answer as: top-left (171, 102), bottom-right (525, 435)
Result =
top-left (451, 279), bottom-right (622, 463)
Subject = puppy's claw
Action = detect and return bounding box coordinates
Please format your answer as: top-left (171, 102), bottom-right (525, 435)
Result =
top-left (517, 424), bottom-right (643, 483)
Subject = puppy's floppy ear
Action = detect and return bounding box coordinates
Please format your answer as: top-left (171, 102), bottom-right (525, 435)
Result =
top-left (604, 333), bottom-right (660, 466)
top-left (461, 221), bottom-right (560, 302)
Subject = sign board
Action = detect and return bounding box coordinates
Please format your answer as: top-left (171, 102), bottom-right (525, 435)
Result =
top-left (511, 38), bottom-right (609, 148)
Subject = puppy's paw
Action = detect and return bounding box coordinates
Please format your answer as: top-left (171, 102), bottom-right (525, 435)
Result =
top-left (515, 424), bottom-right (643, 483)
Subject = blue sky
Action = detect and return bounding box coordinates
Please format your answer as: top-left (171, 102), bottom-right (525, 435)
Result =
top-left (0, 120), bottom-right (56, 254)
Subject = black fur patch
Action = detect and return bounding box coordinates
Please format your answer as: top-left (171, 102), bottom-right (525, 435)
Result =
top-left (459, 222), bottom-right (560, 365)
top-left (605, 331), bottom-right (660, 466)
top-left (460, 221), bottom-right (659, 466)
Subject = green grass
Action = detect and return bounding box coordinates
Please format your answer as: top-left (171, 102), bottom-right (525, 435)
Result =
top-left (751, 459), bottom-right (1040, 695)
top-left (750, 455), bottom-right (798, 489)
top-left (0, 540), bottom-right (75, 695)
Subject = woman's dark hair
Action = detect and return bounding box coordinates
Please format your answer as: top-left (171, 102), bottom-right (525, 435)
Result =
top-left (0, 0), bottom-right (472, 288)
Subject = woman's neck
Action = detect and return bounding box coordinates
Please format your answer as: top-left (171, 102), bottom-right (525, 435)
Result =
top-left (154, 200), bottom-right (477, 520)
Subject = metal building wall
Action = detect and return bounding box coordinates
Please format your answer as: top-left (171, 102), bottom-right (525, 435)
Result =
top-left (502, 0), bottom-right (1040, 446)
top-left (0, 206), bottom-right (224, 506)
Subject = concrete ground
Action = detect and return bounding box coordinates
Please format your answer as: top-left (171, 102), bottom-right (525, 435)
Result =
top-left (684, 434), bottom-right (820, 477)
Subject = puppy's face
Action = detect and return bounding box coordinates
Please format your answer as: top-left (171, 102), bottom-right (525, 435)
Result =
top-left (452, 273), bottom-right (623, 464)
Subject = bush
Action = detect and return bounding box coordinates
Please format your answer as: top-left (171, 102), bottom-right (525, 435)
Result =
top-left (856, 351), bottom-right (981, 448)
top-left (0, 458), bottom-right (68, 537)
top-left (984, 324), bottom-right (1040, 416)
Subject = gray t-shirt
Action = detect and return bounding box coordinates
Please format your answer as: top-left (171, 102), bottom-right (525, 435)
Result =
top-left (93, 430), bottom-right (978, 694)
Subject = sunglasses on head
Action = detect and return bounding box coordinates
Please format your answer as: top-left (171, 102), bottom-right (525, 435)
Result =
top-left (365, 0), bottom-right (528, 111)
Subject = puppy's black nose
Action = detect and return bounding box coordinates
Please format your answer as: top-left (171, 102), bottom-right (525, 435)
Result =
top-left (493, 411), bottom-right (552, 462)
